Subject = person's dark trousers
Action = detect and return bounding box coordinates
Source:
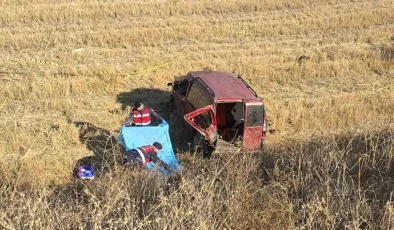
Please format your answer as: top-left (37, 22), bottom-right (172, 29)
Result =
top-left (122, 149), bottom-right (143, 166)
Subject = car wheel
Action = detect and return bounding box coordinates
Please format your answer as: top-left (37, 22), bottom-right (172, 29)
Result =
top-left (191, 133), bottom-right (212, 157)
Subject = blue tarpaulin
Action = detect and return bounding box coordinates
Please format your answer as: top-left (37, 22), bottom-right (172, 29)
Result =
top-left (117, 122), bottom-right (181, 175)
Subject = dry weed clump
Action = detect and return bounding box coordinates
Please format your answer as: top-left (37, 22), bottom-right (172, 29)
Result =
top-left (260, 129), bottom-right (394, 229)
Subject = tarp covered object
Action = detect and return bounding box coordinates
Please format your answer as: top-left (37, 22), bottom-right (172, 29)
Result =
top-left (117, 122), bottom-right (181, 175)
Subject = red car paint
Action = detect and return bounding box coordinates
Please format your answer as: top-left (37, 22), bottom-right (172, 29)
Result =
top-left (168, 70), bottom-right (267, 152)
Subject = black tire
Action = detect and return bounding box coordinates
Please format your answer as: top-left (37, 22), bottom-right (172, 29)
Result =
top-left (191, 132), bottom-right (213, 157)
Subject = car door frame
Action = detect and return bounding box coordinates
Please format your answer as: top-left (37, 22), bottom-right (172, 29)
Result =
top-left (171, 75), bottom-right (192, 116)
top-left (184, 105), bottom-right (217, 145)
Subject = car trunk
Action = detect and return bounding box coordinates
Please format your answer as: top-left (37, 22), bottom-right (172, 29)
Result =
top-left (215, 102), bottom-right (244, 145)
top-left (215, 101), bottom-right (264, 152)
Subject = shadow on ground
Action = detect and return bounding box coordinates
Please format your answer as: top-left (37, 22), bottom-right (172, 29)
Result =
top-left (52, 119), bottom-right (183, 201)
top-left (258, 129), bottom-right (394, 228)
top-left (116, 88), bottom-right (174, 119)
top-left (260, 129), bottom-right (394, 185)
top-left (72, 121), bottom-right (126, 178)
top-left (116, 88), bottom-right (191, 153)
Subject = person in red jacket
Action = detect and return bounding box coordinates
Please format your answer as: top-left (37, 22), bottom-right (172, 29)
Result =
top-left (125, 142), bottom-right (170, 170)
top-left (124, 101), bottom-right (164, 126)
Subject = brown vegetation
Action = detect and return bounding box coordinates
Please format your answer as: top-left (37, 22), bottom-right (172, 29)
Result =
top-left (0, 0), bottom-right (393, 229)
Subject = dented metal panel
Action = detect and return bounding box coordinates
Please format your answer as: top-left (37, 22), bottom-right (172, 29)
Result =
top-left (184, 105), bottom-right (217, 145)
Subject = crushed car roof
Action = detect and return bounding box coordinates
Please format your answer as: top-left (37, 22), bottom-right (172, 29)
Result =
top-left (188, 71), bottom-right (260, 101)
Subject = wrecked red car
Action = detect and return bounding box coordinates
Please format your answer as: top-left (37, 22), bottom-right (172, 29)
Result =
top-left (168, 70), bottom-right (267, 153)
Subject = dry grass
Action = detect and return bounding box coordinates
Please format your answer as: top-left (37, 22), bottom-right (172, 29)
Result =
top-left (1, 130), bottom-right (394, 229)
top-left (0, 0), bottom-right (394, 229)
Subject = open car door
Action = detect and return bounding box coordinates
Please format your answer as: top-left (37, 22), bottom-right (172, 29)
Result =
top-left (184, 105), bottom-right (217, 145)
top-left (243, 101), bottom-right (265, 151)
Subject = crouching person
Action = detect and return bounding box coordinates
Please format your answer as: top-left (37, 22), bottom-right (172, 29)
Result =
top-left (124, 101), bottom-right (164, 127)
top-left (125, 142), bottom-right (171, 171)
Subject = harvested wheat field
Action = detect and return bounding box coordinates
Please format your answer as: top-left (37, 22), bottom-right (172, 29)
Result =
top-left (1, 0), bottom-right (394, 229)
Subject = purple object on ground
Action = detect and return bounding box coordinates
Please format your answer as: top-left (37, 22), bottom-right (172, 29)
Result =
top-left (77, 165), bottom-right (94, 179)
